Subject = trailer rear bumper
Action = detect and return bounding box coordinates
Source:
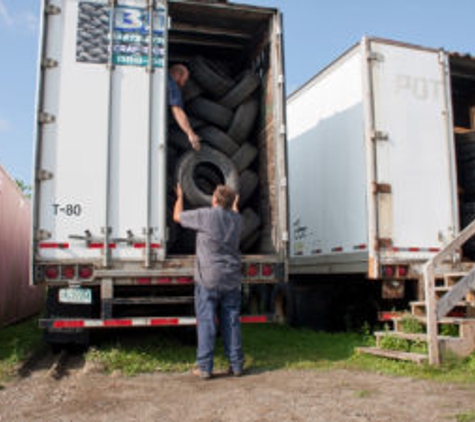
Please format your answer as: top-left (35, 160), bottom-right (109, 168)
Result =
top-left (39, 315), bottom-right (273, 330)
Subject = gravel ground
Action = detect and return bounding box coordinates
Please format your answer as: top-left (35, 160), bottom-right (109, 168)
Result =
top-left (1, 351), bottom-right (475, 422)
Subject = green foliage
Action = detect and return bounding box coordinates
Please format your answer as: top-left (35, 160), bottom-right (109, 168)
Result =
top-left (15, 179), bottom-right (32, 198)
top-left (456, 411), bottom-right (475, 422)
top-left (0, 319), bottom-right (43, 382)
top-left (440, 324), bottom-right (459, 337)
top-left (400, 313), bottom-right (424, 334)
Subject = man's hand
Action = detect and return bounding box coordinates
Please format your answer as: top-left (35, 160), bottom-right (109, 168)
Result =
top-left (232, 194), bottom-right (240, 213)
top-left (189, 132), bottom-right (201, 151)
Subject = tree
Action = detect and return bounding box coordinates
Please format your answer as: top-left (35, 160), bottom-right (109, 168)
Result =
top-left (15, 179), bottom-right (32, 198)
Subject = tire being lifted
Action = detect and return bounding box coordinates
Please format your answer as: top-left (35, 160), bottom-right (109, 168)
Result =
top-left (177, 146), bottom-right (240, 207)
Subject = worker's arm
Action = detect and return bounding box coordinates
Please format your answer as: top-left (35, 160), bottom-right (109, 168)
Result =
top-left (173, 184), bottom-right (184, 223)
top-left (171, 106), bottom-right (201, 150)
top-left (232, 194), bottom-right (240, 213)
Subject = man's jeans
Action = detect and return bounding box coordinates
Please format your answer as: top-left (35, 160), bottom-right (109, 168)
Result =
top-left (195, 284), bottom-right (244, 374)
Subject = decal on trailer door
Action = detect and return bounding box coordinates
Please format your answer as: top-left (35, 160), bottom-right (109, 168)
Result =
top-left (76, 2), bottom-right (166, 68)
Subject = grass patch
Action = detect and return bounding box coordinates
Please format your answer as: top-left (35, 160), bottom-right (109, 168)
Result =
top-left (2, 319), bottom-right (475, 384)
top-left (456, 411), bottom-right (475, 422)
top-left (0, 319), bottom-right (43, 383)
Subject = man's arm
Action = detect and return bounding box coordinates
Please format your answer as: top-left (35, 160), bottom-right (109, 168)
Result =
top-left (173, 184), bottom-right (184, 223)
top-left (171, 106), bottom-right (201, 150)
top-left (232, 194), bottom-right (240, 213)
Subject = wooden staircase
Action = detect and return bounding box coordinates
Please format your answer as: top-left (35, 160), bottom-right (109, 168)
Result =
top-left (358, 220), bottom-right (475, 365)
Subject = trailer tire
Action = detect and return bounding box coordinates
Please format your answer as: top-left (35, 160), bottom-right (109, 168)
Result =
top-left (238, 169), bottom-right (258, 207)
top-left (177, 147), bottom-right (239, 207)
top-left (232, 142), bottom-right (258, 173)
top-left (227, 98), bottom-right (259, 145)
top-left (188, 97), bottom-right (233, 130)
top-left (197, 125), bottom-right (240, 156)
top-left (240, 207), bottom-right (261, 242)
top-left (190, 56), bottom-right (234, 98)
top-left (219, 71), bottom-right (260, 109)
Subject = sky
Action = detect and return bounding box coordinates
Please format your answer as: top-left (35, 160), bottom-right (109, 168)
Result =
top-left (0, 0), bottom-right (474, 184)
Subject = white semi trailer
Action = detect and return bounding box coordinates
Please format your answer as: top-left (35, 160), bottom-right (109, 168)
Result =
top-left (33, 0), bottom-right (288, 345)
top-left (287, 37), bottom-right (475, 329)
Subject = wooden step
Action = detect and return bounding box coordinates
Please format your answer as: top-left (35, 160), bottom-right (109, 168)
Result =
top-left (410, 300), bottom-right (468, 316)
top-left (356, 347), bottom-right (427, 364)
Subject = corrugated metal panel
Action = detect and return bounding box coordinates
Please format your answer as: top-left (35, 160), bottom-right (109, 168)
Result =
top-left (0, 163), bottom-right (45, 327)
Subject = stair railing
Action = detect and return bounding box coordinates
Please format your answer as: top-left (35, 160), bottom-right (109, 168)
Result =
top-left (423, 219), bottom-right (475, 365)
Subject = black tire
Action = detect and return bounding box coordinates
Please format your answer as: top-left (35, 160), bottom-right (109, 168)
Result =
top-left (182, 78), bottom-right (203, 103)
top-left (227, 98), bottom-right (259, 145)
top-left (240, 228), bottom-right (260, 252)
top-left (197, 125), bottom-right (240, 157)
top-left (219, 71), bottom-right (260, 109)
top-left (177, 146), bottom-right (240, 207)
top-left (232, 142), bottom-right (258, 173)
top-left (238, 169), bottom-right (258, 207)
top-left (188, 97), bottom-right (233, 130)
top-left (240, 207), bottom-right (261, 242)
top-left (190, 56), bottom-right (234, 98)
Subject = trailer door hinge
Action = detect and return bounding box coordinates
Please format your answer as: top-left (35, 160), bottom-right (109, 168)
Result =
top-left (38, 112), bottom-right (56, 124)
top-left (282, 231), bottom-right (289, 242)
top-left (41, 58), bottom-right (59, 69)
top-left (371, 130), bottom-right (388, 141)
top-left (35, 229), bottom-right (51, 241)
top-left (376, 237), bottom-right (393, 249)
top-left (280, 124), bottom-right (286, 135)
top-left (36, 169), bottom-right (54, 181)
top-left (372, 182), bottom-right (392, 194)
top-left (45, 4), bottom-right (61, 15)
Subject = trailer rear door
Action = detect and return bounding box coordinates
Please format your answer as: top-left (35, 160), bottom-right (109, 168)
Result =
top-left (367, 39), bottom-right (458, 262)
top-left (34, 0), bottom-right (168, 266)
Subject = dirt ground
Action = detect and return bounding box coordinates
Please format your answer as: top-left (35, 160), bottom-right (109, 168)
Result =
top-left (1, 351), bottom-right (475, 422)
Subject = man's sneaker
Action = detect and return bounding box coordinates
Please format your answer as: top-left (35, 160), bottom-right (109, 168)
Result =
top-left (227, 366), bottom-right (244, 377)
top-left (192, 365), bottom-right (212, 380)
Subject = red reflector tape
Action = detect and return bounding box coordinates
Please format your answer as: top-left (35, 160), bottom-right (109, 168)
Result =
top-left (39, 242), bottom-right (69, 249)
top-left (133, 243), bottom-right (162, 249)
top-left (241, 316), bottom-right (268, 323)
top-left (332, 247), bottom-right (343, 252)
top-left (177, 277), bottom-right (193, 284)
top-left (53, 320), bottom-right (84, 328)
top-left (151, 318), bottom-right (180, 326)
top-left (89, 243), bottom-right (117, 249)
top-left (353, 244), bottom-right (367, 250)
top-left (137, 278), bottom-right (152, 284)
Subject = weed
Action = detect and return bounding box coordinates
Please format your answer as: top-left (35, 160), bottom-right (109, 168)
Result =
top-left (354, 389), bottom-right (372, 398)
top-left (440, 324), bottom-right (459, 337)
top-left (400, 313), bottom-right (424, 334)
top-left (456, 411), bottom-right (475, 422)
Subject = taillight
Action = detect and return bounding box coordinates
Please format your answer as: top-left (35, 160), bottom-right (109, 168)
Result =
top-left (247, 264), bottom-right (258, 277)
top-left (382, 265), bottom-right (395, 278)
top-left (62, 265), bottom-right (76, 279)
top-left (78, 265), bottom-right (93, 279)
top-left (397, 265), bottom-right (408, 277)
top-left (45, 265), bottom-right (59, 280)
top-left (262, 264), bottom-right (273, 277)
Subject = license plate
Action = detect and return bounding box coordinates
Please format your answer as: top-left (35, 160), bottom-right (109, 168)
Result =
top-left (59, 288), bottom-right (92, 304)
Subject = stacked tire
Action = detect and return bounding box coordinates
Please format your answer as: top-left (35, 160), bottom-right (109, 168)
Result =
top-left (168, 56), bottom-right (261, 253)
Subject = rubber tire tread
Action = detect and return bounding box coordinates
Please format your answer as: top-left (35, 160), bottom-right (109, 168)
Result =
top-left (177, 146), bottom-right (240, 207)
top-left (219, 71), bottom-right (260, 109)
top-left (198, 125), bottom-right (240, 156)
top-left (188, 97), bottom-right (233, 130)
top-left (190, 56), bottom-right (234, 98)
top-left (227, 98), bottom-right (259, 145)
top-left (232, 142), bottom-right (258, 173)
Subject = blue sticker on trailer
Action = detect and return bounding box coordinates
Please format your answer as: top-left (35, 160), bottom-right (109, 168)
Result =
top-left (76, 2), bottom-right (165, 68)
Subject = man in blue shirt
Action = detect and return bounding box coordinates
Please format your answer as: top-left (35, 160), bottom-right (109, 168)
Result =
top-left (168, 64), bottom-right (201, 150)
top-left (173, 183), bottom-right (244, 379)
